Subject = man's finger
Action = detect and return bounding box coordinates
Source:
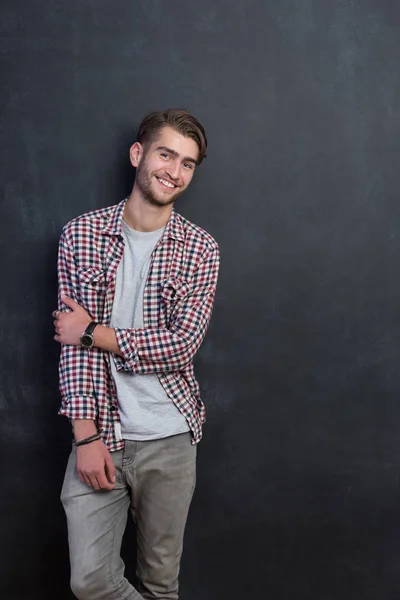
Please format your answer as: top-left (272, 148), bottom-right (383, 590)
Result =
top-left (91, 476), bottom-right (101, 491)
top-left (96, 469), bottom-right (115, 491)
top-left (77, 469), bottom-right (92, 487)
top-left (79, 473), bottom-right (91, 487)
top-left (104, 453), bottom-right (117, 484)
top-left (101, 480), bottom-right (115, 491)
top-left (61, 295), bottom-right (79, 311)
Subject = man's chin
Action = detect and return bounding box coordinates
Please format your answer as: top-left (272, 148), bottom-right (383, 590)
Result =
top-left (144, 190), bottom-right (183, 207)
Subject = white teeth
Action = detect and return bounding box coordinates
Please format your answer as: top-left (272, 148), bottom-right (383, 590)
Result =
top-left (158, 178), bottom-right (175, 189)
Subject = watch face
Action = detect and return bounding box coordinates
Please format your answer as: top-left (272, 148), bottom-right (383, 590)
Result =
top-left (80, 333), bottom-right (94, 348)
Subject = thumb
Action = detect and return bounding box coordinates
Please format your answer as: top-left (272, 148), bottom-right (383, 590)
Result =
top-left (104, 451), bottom-right (116, 483)
top-left (61, 295), bottom-right (80, 311)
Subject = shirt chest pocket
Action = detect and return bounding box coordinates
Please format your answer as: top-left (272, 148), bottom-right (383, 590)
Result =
top-left (159, 276), bottom-right (193, 324)
top-left (161, 276), bottom-right (192, 304)
top-left (77, 267), bottom-right (106, 289)
top-left (77, 268), bottom-right (107, 315)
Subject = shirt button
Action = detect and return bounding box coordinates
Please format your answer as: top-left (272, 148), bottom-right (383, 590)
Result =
top-left (111, 406), bottom-right (116, 412)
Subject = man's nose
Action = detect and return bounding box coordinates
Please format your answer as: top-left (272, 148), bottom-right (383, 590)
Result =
top-left (166, 160), bottom-right (181, 180)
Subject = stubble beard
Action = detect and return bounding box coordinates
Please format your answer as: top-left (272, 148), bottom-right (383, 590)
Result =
top-left (135, 163), bottom-right (184, 207)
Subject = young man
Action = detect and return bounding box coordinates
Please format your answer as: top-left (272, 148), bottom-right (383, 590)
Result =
top-left (53, 109), bottom-right (219, 600)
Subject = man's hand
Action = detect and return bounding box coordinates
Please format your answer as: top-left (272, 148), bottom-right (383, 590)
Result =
top-left (76, 440), bottom-right (116, 491)
top-left (53, 295), bottom-right (91, 345)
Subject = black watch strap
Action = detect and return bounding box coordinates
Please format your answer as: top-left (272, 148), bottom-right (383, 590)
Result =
top-left (84, 321), bottom-right (98, 336)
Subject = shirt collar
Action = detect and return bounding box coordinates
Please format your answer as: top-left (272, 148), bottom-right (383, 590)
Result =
top-left (101, 199), bottom-right (126, 236)
top-left (101, 198), bottom-right (185, 242)
top-left (163, 209), bottom-right (185, 242)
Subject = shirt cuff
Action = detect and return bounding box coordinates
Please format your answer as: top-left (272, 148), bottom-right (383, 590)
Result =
top-left (58, 394), bottom-right (98, 421)
top-left (113, 327), bottom-right (139, 371)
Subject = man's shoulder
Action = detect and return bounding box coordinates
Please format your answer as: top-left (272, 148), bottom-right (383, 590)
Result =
top-left (61, 202), bottom-right (122, 239)
top-left (174, 211), bottom-right (219, 253)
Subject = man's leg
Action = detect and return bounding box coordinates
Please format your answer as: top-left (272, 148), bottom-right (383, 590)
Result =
top-left (126, 434), bottom-right (197, 600)
top-left (61, 446), bottom-right (145, 600)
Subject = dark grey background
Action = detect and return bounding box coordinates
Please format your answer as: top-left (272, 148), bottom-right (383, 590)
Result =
top-left (1, 1), bottom-right (400, 598)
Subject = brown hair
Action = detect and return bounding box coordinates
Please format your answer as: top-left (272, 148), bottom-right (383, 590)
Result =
top-left (137, 108), bottom-right (207, 165)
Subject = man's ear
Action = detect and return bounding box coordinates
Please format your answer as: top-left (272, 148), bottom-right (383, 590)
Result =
top-left (129, 142), bottom-right (143, 167)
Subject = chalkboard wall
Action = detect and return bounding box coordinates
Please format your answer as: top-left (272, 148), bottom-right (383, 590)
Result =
top-left (1, 1), bottom-right (400, 598)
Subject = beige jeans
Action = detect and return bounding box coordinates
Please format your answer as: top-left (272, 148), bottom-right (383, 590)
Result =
top-left (61, 433), bottom-right (197, 600)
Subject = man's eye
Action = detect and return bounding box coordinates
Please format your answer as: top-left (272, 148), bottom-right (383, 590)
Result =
top-left (183, 162), bottom-right (193, 170)
top-left (160, 153), bottom-right (170, 159)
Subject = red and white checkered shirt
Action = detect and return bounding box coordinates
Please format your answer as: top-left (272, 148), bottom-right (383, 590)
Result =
top-left (57, 199), bottom-right (219, 451)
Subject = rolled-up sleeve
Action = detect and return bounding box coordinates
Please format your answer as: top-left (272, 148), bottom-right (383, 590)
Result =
top-left (57, 229), bottom-right (97, 420)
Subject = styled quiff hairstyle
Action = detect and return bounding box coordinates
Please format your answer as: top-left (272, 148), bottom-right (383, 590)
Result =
top-left (137, 109), bottom-right (207, 165)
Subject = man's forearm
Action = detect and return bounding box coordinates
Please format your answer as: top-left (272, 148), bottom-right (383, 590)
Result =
top-left (54, 296), bottom-right (123, 354)
top-left (93, 325), bottom-right (122, 355)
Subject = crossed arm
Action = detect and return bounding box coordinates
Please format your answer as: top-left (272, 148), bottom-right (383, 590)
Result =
top-left (56, 230), bottom-right (220, 375)
top-left (53, 297), bottom-right (121, 353)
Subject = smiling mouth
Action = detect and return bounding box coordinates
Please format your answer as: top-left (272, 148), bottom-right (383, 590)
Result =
top-left (156, 176), bottom-right (177, 190)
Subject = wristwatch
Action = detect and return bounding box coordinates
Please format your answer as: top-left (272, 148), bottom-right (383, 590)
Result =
top-left (80, 321), bottom-right (98, 349)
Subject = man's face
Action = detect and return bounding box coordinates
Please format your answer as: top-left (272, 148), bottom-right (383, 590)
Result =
top-left (132, 126), bottom-right (199, 207)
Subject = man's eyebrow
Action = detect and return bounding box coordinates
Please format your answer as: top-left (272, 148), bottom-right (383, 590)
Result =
top-left (156, 146), bottom-right (198, 166)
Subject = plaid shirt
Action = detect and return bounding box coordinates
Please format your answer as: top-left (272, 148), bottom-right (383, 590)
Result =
top-left (57, 199), bottom-right (219, 451)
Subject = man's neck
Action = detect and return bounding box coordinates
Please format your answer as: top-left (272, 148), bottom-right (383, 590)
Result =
top-left (123, 189), bottom-right (173, 232)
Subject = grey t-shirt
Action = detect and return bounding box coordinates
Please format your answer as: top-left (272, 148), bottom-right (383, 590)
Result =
top-left (109, 220), bottom-right (189, 440)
